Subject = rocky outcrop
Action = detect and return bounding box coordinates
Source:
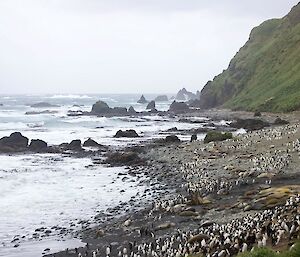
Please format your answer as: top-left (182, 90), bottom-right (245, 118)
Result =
top-left (30, 102), bottom-right (59, 108)
top-left (106, 151), bottom-right (143, 166)
top-left (154, 95), bottom-right (168, 102)
top-left (176, 88), bottom-right (197, 101)
top-left (204, 131), bottom-right (232, 144)
top-left (146, 101), bottom-right (156, 110)
top-left (128, 106), bottom-right (137, 115)
top-left (29, 139), bottom-right (48, 152)
top-left (230, 118), bottom-right (270, 131)
top-left (62, 140), bottom-right (82, 151)
top-left (0, 132), bottom-right (29, 152)
top-left (273, 118), bottom-right (289, 125)
top-left (165, 135), bottom-right (180, 143)
top-left (91, 101), bottom-right (111, 114)
top-left (168, 101), bottom-right (189, 114)
top-left (83, 138), bottom-right (104, 148)
top-left (114, 130), bottom-right (139, 138)
top-left (137, 95), bottom-right (148, 104)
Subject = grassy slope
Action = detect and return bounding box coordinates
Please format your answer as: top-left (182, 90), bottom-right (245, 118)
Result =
top-left (200, 3), bottom-right (300, 112)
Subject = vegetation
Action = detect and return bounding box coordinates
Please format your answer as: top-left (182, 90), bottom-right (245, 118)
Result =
top-left (199, 3), bottom-right (300, 112)
top-left (204, 131), bottom-right (232, 143)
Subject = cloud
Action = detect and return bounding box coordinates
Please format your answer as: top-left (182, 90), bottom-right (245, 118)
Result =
top-left (0, 0), bottom-right (298, 94)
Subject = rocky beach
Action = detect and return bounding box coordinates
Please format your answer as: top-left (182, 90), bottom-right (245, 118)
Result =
top-left (34, 109), bottom-right (300, 257)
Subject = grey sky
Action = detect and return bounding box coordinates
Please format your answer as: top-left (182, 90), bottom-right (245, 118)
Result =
top-left (0, 0), bottom-right (298, 95)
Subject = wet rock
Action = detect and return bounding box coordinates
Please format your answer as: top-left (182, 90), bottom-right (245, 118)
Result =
top-left (114, 129), bottom-right (139, 138)
top-left (83, 138), bottom-right (103, 148)
top-left (204, 131), bottom-right (232, 143)
top-left (273, 117), bottom-right (289, 125)
top-left (67, 140), bottom-right (82, 151)
top-left (146, 100), bottom-right (156, 110)
top-left (166, 127), bottom-right (178, 132)
top-left (91, 100), bottom-right (111, 115)
top-left (168, 101), bottom-right (190, 114)
top-left (154, 95), bottom-right (168, 102)
top-left (0, 132), bottom-right (29, 152)
top-left (165, 135), bottom-right (180, 143)
top-left (230, 118), bottom-right (270, 131)
top-left (128, 106), bottom-right (137, 114)
top-left (30, 102), bottom-right (59, 108)
top-left (137, 95), bottom-right (148, 104)
top-left (29, 139), bottom-right (48, 152)
top-left (106, 151), bottom-right (143, 166)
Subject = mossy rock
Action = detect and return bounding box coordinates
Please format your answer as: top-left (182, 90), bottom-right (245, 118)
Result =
top-left (204, 131), bottom-right (233, 143)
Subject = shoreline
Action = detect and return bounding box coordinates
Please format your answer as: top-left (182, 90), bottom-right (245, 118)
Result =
top-left (43, 110), bottom-right (300, 257)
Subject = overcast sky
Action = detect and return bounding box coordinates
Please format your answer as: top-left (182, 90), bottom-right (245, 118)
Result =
top-left (0, 0), bottom-right (298, 95)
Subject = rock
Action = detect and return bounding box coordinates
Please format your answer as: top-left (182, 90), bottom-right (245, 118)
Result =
top-left (165, 135), bottom-right (180, 143)
top-left (154, 222), bottom-right (175, 231)
top-left (106, 151), bottom-right (142, 166)
top-left (188, 99), bottom-right (201, 108)
top-left (29, 139), bottom-right (48, 152)
top-left (114, 129), bottom-right (139, 138)
top-left (176, 88), bottom-right (197, 101)
top-left (128, 106), bottom-right (137, 114)
top-left (230, 118), bottom-right (270, 131)
top-left (0, 103), bottom-right (3, 106)
top-left (190, 134), bottom-right (197, 142)
top-left (25, 110), bottom-right (58, 115)
top-left (204, 131), bottom-right (232, 143)
top-left (67, 140), bottom-right (82, 150)
top-left (154, 95), bottom-right (168, 101)
top-left (0, 132), bottom-right (29, 152)
top-left (137, 95), bottom-right (148, 104)
top-left (91, 100), bottom-right (111, 115)
top-left (166, 127), bottom-right (178, 132)
top-left (187, 234), bottom-right (210, 244)
top-left (168, 101), bottom-right (190, 113)
top-left (273, 117), bottom-right (289, 125)
top-left (30, 102), bottom-right (59, 108)
top-left (146, 100), bottom-right (156, 110)
top-left (83, 138), bottom-right (104, 148)
top-left (112, 107), bottom-right (128, 115)
top-left (254, 111), bottom-right (261, 117)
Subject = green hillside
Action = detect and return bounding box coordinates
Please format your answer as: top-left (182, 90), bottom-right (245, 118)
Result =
top-left (199, 3), bottom-right (300, 112)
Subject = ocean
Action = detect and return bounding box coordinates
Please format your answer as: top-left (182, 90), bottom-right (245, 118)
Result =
top-left (0, 94), bottom-right (213, 257)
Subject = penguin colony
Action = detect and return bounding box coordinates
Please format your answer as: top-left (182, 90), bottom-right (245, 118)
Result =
top-left (52, 123), bottom-right (300, 257)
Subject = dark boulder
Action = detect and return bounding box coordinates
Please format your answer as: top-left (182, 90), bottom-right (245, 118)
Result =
top-left (83, 138), bottom-right (104, 148)
top-left (273, 118), bottom-right (289, 125)
top-left (91, 100), bottom-right (111, 115)
top-left (114, 129), bottom-right (139, 138)
top-left (0, 103), bottom-right (3, 106)
top-left (146, 100), bottom-right (156, 110)
top-left (230, 118), bottom-right (270, 131)
top-left (166, 127), bottom-right (178, 132)
top-left (112, 107), bottom-right (127, 115)
top-left (30, 102), bottom-right (59, 108)
top-left (190, 134), bottom-right (197, 142)
top-left (137, 95), bottom-right (148, 104)
top-left (67, 140), bottom-right (82, 150)
top-left (0, 132), bottom-right (29, 152)
top-left (204, 131), bottom-right (232, 144)
top-left (29, 139), bottom-right (48, 152)
top-left (106, 151), bottom-right (142, 166)
top-left (168, 101), bottom-right (190, 113)
top-left (128, 106), bottom-right (137, 114)
top-left (165, 135), bottom-right (180, 143)
top-left (154, 95), bottom-right (168, 102)
top-left (254, 111), bottom-right (262, 117)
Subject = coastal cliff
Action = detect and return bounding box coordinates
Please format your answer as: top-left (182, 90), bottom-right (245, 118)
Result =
top-left (199, 3), bottom-right (300, 112)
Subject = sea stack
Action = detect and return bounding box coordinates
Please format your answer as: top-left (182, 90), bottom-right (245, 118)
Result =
top-left (137, 95), bottom-right (148, 104)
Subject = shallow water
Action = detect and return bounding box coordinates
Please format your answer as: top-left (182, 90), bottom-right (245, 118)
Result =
top-left (0, 154), bottom-right (146, 257)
